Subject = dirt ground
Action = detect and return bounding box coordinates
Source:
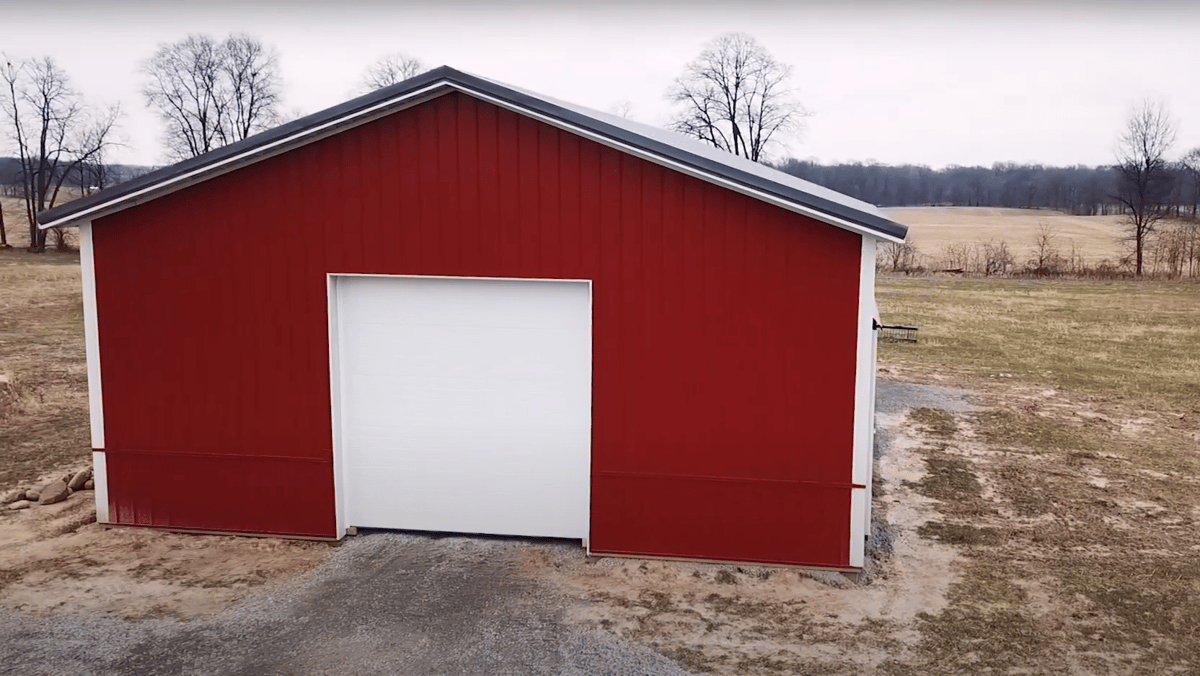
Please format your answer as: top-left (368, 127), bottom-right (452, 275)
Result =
top-left (0, 484), bottom-right (328, 619)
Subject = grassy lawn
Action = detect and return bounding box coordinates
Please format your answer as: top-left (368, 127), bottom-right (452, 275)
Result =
top-left (877, 276), bottom-right (1200, 410)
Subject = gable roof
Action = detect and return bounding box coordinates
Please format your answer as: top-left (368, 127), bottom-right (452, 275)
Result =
top-left (38, 66), bottom-right (907, 242)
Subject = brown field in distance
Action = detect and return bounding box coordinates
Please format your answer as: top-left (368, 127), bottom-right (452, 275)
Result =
top-left (0, 200), bottom-right (1133, 265)
top-left (884, 206), bottom-right (1129, 266)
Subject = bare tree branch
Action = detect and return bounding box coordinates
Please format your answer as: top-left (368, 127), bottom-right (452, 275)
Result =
top-left (358, 53), bottom-right (425, 93)
top-left (142, 33), bottom-right (283, 161)
top-left (667, 33), bottom-right (810, 163)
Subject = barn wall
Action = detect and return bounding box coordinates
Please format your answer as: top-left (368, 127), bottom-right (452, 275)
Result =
top-left (92, 92), bottom-right (863, 565)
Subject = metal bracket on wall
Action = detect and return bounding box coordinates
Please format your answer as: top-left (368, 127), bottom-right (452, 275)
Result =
top-left (874, 320), bottom-right (919, 343)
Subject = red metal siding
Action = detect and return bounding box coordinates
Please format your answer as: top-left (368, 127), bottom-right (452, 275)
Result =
top-left (92, 92), bottom-right (863, 566)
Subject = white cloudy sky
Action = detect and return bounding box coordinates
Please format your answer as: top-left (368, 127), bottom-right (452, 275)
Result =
top-left (1, 0), bottom-right (1197, 169)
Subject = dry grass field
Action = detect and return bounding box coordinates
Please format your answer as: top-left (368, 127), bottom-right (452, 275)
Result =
top-left (0, 247), bottom-right (88, 488)
top-left (885, 206), bottom-right (1129, 266)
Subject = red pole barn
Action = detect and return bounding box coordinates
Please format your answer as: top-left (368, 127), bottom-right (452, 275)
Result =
top-left (40, 67), bottom-right (907, 570)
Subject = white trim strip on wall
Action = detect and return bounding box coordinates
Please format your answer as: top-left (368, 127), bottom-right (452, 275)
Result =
top-left (848, 235), bottom-right (879, 568)
top-left (80, 222), bottom-right (110, 524)
top-left (79, 222), bottom-right (105, 450)
top-left (92, 451), bottom-right (109, 523)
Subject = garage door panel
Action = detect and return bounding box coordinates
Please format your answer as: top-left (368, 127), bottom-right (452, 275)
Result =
top-left (342, 375), bottom-right (590, 426)
top-left (340, 276), bottom-right (588, 327)
top-left (345, 424), bottom-right (589, 449)
top-left (344, 329), bottom-right (587, 380)
top-left (348, 475), bottom-right (588, 537)
top-left (337, 276), bottom-right (591, 540)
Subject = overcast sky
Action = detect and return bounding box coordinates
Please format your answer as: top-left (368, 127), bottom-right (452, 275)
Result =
top-left (2, 0), bottom-right (1198, 169)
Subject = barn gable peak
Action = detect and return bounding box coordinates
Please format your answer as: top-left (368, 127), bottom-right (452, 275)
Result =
top-left (39, 66), bottom-right (906, 242)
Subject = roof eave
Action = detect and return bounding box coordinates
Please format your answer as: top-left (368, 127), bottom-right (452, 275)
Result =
top-left (38, 66), bottom-right (908, 242)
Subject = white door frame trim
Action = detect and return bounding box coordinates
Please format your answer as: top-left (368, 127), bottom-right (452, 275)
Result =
top-left (325, 272), bottom-right (594, 543)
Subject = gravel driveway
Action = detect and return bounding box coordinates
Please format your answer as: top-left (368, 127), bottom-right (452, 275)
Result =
top-left (1, 532), bottom-right (692, 675)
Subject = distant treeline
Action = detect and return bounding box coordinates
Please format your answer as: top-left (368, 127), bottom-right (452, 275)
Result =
top-left (778, 160), bottom-right (1200, 216)
top-left (0, 157), bottom-right (153, 197)
top-left (8, 154), bottom-right (1200, 220)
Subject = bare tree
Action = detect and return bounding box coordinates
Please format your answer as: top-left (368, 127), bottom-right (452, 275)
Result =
top-left (667, 33), bottom-right (809, 163)
top-left (2, 55), bottom-right (120, 251)
top-left (980, 239), bottom-right (1014, 276)
top-left (610, 100), bottom-right (634, 119)
top-left (880, 241), bottom-right (921, 273)
top-left (1180, 147), bottom-right (1200, 217)
top-left (1113, 100), bottom-right (1177, 276)
top-left (222, 34), bottom-right (282, 141)
top-left (142, 33), bottom-right (282, 160)
top-left (939, 242), bottom-right (972, 271)
top-left (359, 53), bottom-right (424, 93)
top-left (1027, 223), bottom-right (1064, 275)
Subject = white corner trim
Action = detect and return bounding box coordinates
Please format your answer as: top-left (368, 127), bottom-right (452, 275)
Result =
top-left (92, 451), bottom-right (109, 523)
top-left (849, 488), bottom-right (867, 568)
top-left (849, 235), bottom-right (878, 568)
top-left (79, 222), bottom-right (105, 450)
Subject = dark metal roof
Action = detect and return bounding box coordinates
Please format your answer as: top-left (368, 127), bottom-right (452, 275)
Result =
top-left (39, 66), bottom-right (907, 241)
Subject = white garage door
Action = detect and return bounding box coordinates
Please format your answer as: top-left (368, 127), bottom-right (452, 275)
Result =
top-left (334, 275), bottom-right (591, 539)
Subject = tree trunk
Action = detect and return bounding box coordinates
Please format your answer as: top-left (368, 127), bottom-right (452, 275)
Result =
top-left (0, 205), bottom-right (8, 247)
top-left (28, 214), bottom-right (40, 252)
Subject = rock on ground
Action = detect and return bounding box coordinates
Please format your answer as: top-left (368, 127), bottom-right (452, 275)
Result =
top-left (83, 479), bottom-right (94, 490)
top-left (68, 470), bottom-right (93, 491)
top-left (7, 500), bottom-right (31, 510)
top-left (37, 481), bottom-right (69, 506)
top-left (23, 490), bottom-right (40, 502)
top-left (1, 488), bottom-right (25, 504)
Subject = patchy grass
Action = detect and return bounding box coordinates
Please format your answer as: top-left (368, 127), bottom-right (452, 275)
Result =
top-left (0, 246), bottom-right (89, 489)
top-left (908, 455), bottom-right (983, 504)
top-left (972, 408), bottom-right (1104, 455)
top-left (916, 521), bottom-right (1002, 546)
top-left (907, 407), bottom-right (957, 438)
